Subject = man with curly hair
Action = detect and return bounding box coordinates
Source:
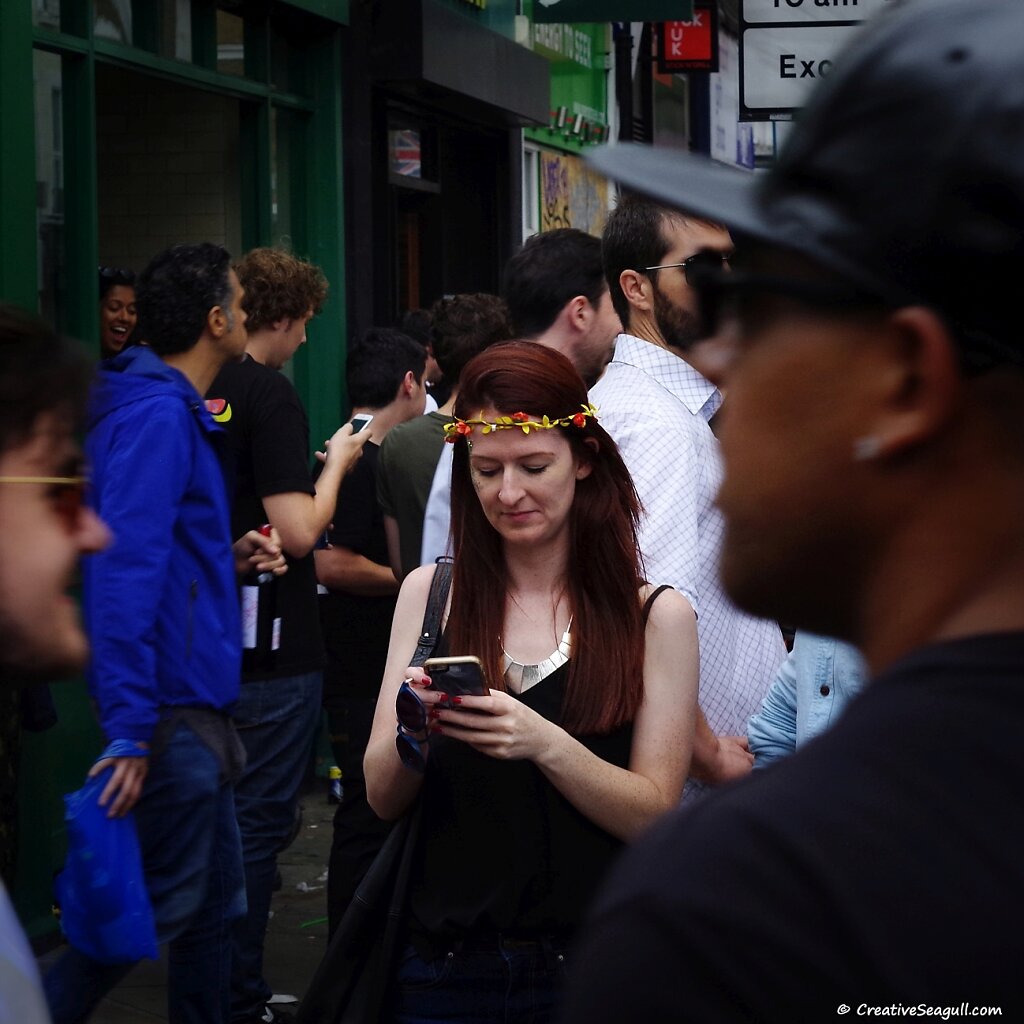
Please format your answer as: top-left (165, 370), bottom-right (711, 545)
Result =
top-left (206, 248), bottom-right (367, 1024)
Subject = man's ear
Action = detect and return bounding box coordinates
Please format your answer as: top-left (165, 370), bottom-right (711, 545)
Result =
top-left (207, 305), bottom-right (228, 338)
top-left (271, 318), bottom-right (291, 334)
top-left (397, 369), bottom-right (416, 400)
top-left (865, 306), bottom-right (962, 459)
top-left (566, 295), bottom-right (590, 332)
top-left (618, 269), bottom-right (651, 313)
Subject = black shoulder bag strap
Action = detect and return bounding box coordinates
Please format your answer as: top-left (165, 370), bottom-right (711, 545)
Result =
top-left (410, 557), bottom-right (454, 667)
top-left (642, 584), bottom-right (672, 625)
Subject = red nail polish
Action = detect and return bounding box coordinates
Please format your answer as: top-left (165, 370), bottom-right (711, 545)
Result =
top-left (429, 708), bottom-right (442, 719)
top-left (434, 725), bottom-right (444, 735)
top-left (435, 692), bottom-right (447, 703)
top-left (452, 695), bottom-right (463, 705)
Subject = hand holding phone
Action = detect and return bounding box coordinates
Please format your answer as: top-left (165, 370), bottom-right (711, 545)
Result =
top-left (423, 656), bottom-right (488, 706)
top-left (349, 413), bottom-right (374, 433)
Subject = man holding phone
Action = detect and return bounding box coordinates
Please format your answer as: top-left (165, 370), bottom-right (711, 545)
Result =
top-left (206, 248), bottom-right (367, 1024)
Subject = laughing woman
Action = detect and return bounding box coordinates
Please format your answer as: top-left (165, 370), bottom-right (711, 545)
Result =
top-left (364, 341), bottom-right (698, 1024)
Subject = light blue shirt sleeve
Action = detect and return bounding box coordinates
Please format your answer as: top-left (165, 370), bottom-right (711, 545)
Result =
top-left (748, 633), bottom-right (868, 767)
top-left (747, 642), bottom-right (800, 766)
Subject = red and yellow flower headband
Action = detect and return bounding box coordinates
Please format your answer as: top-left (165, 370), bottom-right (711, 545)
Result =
top-left (443, 403), bottom-right (599, 442)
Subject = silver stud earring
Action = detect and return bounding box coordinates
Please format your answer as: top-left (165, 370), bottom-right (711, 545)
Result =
top-left (852, 436), bottom-right (882, 461)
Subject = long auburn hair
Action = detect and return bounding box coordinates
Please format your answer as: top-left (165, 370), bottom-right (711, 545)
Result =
top-left (446, 341), bottom-right (646, 735)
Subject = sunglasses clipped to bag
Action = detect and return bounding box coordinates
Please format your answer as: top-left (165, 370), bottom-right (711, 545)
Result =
top-left (394, 656), bottom-right (488, 773)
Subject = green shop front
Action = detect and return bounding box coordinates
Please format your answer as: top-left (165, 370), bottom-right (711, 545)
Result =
top-left (523, 18), bottom-right (612, 238)
top-left (0, 0), bottom-right (351, 941)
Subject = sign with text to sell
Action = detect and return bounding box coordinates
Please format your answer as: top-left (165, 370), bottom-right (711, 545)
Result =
top-left (742, 24), bottom-right (860, 113)
top-left (743, 0), bottom-right (892, 25)
top-left (532, 0), bottom-right (693, 24)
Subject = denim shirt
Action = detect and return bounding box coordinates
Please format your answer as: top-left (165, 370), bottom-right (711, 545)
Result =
top-left (748, 632), bottom-right (867, 767)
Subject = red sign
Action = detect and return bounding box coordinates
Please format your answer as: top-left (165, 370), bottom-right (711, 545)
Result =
top-left (658, 4), bottom-right (719, 74)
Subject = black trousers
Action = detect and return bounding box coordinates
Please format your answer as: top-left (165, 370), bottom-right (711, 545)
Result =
top-left (326, 696), bottom-right (394, 937)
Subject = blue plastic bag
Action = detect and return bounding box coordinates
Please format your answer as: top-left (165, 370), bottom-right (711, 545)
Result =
top-left (55, 755), bottom-right (158, 964)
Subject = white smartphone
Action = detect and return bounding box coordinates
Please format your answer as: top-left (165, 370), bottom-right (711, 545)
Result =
top-left (350, 413), bottom-right (374, 433)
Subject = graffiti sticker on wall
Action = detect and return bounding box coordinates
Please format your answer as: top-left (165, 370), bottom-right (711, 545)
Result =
top-left (540, 151), bottom-right (609, 235)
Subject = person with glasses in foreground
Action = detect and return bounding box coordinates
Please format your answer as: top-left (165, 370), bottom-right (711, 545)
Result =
top-left (594, 195), bottom-right (787, 797)
top-left (0, 305), bottom-right (111, 1023)
top-left (561, 0), bottom-right (1024, 1019)
top-left (364, 341), bottom-right (697, 1023)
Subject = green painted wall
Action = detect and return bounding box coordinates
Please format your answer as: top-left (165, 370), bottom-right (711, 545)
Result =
top-left (525, 20), bottom-right (609, 154)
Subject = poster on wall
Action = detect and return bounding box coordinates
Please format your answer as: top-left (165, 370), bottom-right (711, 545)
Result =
top-left (540, 150), bottom-right (610, 236)
top-left (710, 32), bottom-right (756, 170)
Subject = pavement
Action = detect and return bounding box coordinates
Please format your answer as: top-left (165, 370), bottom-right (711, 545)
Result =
top-left (39, 788), bottom-right (338, 1023)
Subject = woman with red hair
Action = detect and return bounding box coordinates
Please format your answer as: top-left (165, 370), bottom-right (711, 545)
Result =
top-left (364, 340), bottom-right (697, 1023)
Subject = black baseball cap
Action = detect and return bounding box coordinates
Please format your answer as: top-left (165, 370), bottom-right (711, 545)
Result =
top-left (589, 0), bottom-right (1024, 370)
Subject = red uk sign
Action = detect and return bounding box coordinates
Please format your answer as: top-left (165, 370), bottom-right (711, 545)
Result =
top-left (658, 3), bottom-right (719, 74)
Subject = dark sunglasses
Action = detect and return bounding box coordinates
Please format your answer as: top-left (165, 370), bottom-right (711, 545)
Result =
top-left (640, 249), bottom-right (732, 288)
top-left (99, 265), bottom-right (135, 282)
top-left (0, 475), bottom-right (89, 532)
top-left (687, 268), bottom-right (893, 342)
top-left (395, 680), bottom-right (429, 773)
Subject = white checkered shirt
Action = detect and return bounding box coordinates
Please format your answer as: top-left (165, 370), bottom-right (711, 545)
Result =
top-left (590, 334), bottom-right (786, 799)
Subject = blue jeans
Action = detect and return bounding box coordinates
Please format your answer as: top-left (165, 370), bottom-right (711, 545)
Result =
top-left (44, 720), bottom-right (245, 1024)
top-left (390, 939), bottom-right (570, 1024)
top-left (230, 671), bottom-right (322, 1023)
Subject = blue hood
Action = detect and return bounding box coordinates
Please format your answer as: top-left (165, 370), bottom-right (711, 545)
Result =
top-left (89, 345), bottom-right (216, 436)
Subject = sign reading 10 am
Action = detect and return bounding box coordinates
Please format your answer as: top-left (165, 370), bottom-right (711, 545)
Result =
top-left (740, 0), bottom-right (894, 120)
top-left (743, 0), bottom-right (892, 23)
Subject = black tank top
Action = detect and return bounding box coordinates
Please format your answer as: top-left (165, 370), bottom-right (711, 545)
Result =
top-left (407, 637), bottom-right (634, 948)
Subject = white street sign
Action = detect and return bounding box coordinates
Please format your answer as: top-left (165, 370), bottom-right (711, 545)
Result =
top-left (742, 24), bottom-right (863, 111)
top-left (743, 0), bottom-right (893, 25)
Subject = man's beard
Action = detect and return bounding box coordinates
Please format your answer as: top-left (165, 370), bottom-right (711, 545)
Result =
top-left (652, 281), bottom-right (702, 352)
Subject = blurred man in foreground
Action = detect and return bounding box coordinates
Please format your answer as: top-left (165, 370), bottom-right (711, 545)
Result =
top-left (0, 305), bottom-right (110, 1023)
top-left (564, 0), bottom-right (1024, 1018)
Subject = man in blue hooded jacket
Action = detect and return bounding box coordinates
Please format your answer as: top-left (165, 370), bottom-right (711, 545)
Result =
top-left (44, 243), bottom-right (284, 1024)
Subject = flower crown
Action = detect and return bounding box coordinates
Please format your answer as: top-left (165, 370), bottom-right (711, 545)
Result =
top-left (443, 403), bottom-right (599, 442)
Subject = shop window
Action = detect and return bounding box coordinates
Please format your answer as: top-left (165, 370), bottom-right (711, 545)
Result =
top-left (32, 0), bottom-right (61, 31)
top-left (121, 0), bottom-right (193, 60)
top-left (33, 50), bottom-right (64, 326)
top-left (217, 8), bottom-right (245, 77)
top-left (95, 64), bottom-right (242, 275)
top-left (272, 106), bottom-right (304, 247)
top-left (522, 143), bottom-right (540, 240)
top-left (94, 0), bottom-right (132, 42)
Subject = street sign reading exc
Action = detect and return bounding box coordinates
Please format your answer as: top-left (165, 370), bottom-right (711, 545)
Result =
top-left (739, 0), bottom-right (895, 120)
